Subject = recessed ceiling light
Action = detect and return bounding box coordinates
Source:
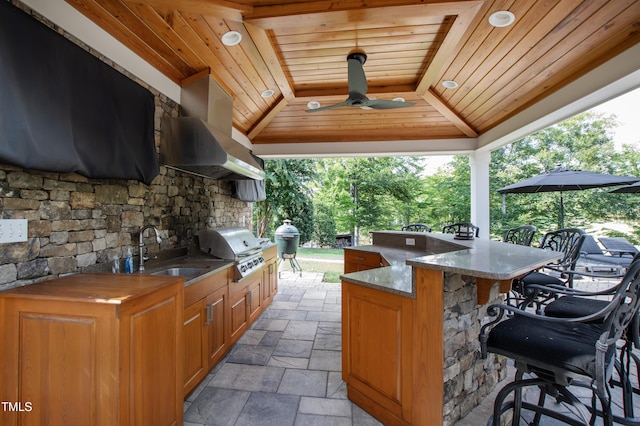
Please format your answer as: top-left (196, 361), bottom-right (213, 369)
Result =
top-left (392, 97), bottom-right (406, 102)
top-left (489, 11), bottom-right (515, 27)
top-left (221, 31), bottom-right (242, 46)
top-left (261, 89), bottom-right (275, 98)
top-left (442, 80), bottom-right (459, 89)
top-left (307, 101), bottom-right (320, 110)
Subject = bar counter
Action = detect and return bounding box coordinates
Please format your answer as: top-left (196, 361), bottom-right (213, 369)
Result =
top-left (340, 231), bottom-right (560, 425)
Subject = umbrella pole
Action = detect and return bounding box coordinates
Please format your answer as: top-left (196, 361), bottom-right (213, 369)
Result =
top-left (559, 192), bottom-right (564, 229)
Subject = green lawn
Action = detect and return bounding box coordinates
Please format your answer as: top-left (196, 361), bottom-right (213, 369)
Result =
top-left (279, 247), bottom-right (344, 282)
top-left (296, 247), bottom-right (344, 259)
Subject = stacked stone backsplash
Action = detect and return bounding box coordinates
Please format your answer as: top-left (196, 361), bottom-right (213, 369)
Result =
top-left (0, 2), bottom-right (253, 290)
top-left (0, 163), bottom-right (252, 290)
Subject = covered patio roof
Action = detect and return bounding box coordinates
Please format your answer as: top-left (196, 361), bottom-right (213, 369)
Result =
top-left (17, 0), bottom-right (640, 236)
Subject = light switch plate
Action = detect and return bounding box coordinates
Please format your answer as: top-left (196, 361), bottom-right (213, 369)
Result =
top-left (0, 219), bottom-right (28, 243)
top-left (405, 238), bottom-right (415, 246)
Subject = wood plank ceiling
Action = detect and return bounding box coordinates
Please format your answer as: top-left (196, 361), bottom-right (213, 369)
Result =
top-left (65, 0), bottom-right (640, 146)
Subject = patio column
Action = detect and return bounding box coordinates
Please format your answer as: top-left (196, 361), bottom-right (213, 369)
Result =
top-left (470, 149), bottom-right (491, 239)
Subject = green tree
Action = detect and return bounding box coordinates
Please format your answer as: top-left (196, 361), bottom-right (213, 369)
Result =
top-left (314, 157), bottom-right (426, 241)
top-left (489, 111), bottom-right (639, 237)
top-left (421, 156), bottom-right (471, 230)
top-left (253, 159), bottom-right (316, 243)
top-left (313, 200), bottom-right (337, 247)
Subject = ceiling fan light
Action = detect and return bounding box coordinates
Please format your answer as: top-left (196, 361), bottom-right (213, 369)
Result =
top-left (442, 80), bottom-right (459, 89)
top-left (307, 101), bottom-right (320, 110)
top-left (392, 97), bottom-right (405, 102)
top-left (261, 89), bottom-right (275, 98)
top-left (221, 31), bottom-right (242, 46)
top-left (489, 11), bottom-right (515, 27)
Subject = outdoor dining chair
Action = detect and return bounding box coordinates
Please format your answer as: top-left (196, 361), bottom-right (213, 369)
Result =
top-left (538, 253), bottom-right (640, 418)
top-left (479, 256), bottom-right (640, 426)
top-left (441, 222), bottom-right (479, 238)
top-left (502, 225), bottom-right (536, 246)
top-left (509, 228), bottom-right (586, 310)
top-left (401, 223), bottom-right (432, 232)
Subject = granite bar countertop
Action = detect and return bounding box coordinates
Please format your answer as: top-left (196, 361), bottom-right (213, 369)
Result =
top-left (340, 231), bottom-right (561, 298)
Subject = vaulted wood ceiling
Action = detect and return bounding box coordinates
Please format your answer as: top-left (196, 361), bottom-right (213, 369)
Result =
top-left (65, 0), bottom-right (640, 146)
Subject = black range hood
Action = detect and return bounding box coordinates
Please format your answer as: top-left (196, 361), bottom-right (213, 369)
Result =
top-left (160, 74), bottom-right (265, 181)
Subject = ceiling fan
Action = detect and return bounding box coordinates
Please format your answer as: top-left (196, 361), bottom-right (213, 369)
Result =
top-left (305, 52), bottom-right (416, 113)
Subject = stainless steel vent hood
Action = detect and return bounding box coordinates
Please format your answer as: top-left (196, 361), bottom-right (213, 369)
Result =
top-left (160, 74), bottom-right (265, 180)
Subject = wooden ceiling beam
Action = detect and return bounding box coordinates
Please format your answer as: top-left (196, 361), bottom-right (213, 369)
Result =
top-left (415, 1), bottom-right (483, 94)
top-left (248, 97), bottom-right (289, 139)
top-left (126, 0), bottom-right (252, 22)
top-left (246, 0), bottom-right (483, 26)
top-left (244, 23), bottom-right (295, 101)
top-left (421, 89), bottom-right (477, 137)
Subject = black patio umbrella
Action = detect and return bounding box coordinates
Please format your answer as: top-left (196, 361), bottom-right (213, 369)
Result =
top-left (498, 167), bottom-right (640, 228)
top-left (610, 181), bottom-right (640, 193)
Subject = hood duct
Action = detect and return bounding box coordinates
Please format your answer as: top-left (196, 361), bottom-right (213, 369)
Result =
top-left (160, 74), bottom-right (265, 180)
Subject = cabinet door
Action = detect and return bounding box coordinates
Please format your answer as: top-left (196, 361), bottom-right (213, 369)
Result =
top-left (5, 310), bottom-right (107, 426)
top-left (204, 286), bottom-right (228, 368)
top-left (247, 275), bottom-right (262, 322)
top-left (342, 283), bottom-right (413, 422)
top-left (230, 289), bottom-right (249, 345)
top-left (268, 260), bottom-right (278, 297)
top-left (127, 292), bottom-right (181, 426)
top-left (262, 264), bottom-right (271, 304)
top-left (183, 300), bottom-right (207, 396)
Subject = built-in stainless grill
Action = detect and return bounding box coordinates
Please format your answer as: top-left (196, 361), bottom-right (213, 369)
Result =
top-left (198, 228), bottom-right (265, 280)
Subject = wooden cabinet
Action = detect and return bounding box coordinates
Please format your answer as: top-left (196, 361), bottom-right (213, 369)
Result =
top-left (342, 282), bottom-right (414, 425)
top-left (344, 249), bottom-right (388, 273)
top-left (229, 281), bottom-right (250, 345)
top-left (247, 273), bottom-right (262, 322)
top-left (0, 273), bottom-right (183, 426)
top-left (342, 266), bottom-right (446, 425)
top-left (183, 268), bottom-right (229, 396)
top-left (183, 244), bottom-right (279, 395)
top-left (228, 272), bottom-right (262, 345)
top-left (262, 245), bottom-right (278, 305)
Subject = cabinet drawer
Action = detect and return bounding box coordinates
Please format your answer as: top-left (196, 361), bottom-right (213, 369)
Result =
top-left (263, 245), bottom-right (277, 262)
top-left (184, 268), bottom-right (229, 308)
top-left (345, 250), bottom-right (382, 267)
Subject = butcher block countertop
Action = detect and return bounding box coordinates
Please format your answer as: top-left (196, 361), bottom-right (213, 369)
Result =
top-left (0, 272), bottom-right (184, 303)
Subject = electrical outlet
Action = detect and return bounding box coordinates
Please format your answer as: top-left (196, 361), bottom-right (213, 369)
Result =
top-left (0, 219), bottom-right (28, 243)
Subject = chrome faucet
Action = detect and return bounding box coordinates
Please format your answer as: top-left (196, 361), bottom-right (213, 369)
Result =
top-left (138, 225), bottom-right (161, 272)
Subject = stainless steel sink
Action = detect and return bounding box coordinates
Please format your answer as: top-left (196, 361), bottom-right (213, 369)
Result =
top-left (151, 267), bottom-right (208, 277)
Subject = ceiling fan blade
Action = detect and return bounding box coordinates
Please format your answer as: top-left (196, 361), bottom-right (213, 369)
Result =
top-left (347, 52), bottom-right (368, 97)
top-left (305, 52), bottom-right (416, 113)
top-left (366, 99), bottom-right (416, 109)
top-left (305, 101), bottom-right (350, 113)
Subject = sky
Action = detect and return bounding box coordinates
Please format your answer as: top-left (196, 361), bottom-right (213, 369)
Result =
top-left (591, 86), bottom-right (640, 148)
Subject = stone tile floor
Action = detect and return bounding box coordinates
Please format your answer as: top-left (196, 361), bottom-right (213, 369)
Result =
top-left (184, 271), bottom-right (382, 426)
top-left (184, 271), bottom-right (640, 425)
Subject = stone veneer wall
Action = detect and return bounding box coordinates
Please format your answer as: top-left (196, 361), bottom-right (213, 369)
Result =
top-left (442, 272), bottom-right (506, 425)
top-left (0, 2), bottom-right (253, 290)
